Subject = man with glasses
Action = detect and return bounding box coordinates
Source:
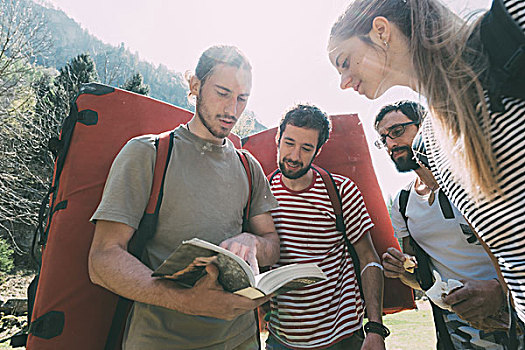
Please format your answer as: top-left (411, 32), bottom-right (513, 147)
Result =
top-left (375, 101), bottom-right (512, 349)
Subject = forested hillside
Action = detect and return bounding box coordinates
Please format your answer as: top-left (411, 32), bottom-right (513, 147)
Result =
top-left (35, 1), bottom-right (192, 110)
top-left (0, 0), bottom-right (266, 271)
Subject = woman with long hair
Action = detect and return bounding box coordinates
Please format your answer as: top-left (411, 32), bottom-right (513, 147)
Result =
top-left (328, 0), bottom-right (525, 327)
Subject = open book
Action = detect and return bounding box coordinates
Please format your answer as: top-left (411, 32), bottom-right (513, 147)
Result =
top-left (152, 238), bottom-right (327, 299)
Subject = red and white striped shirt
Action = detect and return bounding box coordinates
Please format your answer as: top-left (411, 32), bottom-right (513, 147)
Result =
top-left (268, 171), bottom-right (374, 349)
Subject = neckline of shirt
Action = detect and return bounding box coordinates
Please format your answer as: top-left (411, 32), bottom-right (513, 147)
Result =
top-left (178, 124), bottom-right (230, 153)
top-left (278, 170), bottom-right (318, 194)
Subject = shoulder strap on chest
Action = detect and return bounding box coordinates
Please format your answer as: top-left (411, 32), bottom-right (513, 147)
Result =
top-left (399, 189), bottom-right (410, 224)
top-left (236, 149), bottom-right (252, 232)
top-left (267, 168), bottom-right (280, 184)
top-left (311, 164), bottom-right (345, 232)
top-left (146, 132), bottom-right (174, 214)
top-left (127, 130), bottom-right (174, 256)
top-left (311, 164), bottom-right (364, 299)
top-left (398, 180), bottom-right (417, 225)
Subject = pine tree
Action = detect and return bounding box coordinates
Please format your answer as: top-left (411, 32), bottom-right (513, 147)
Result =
top-left (55, 53), bottom-right (99, 102)
top-left (121, 73), bottom-right (150, 95)
top-left (45, 53), bottom-right (99, 122)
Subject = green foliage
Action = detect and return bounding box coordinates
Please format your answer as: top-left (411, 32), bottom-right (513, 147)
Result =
top-left (0, 237), bottom-right (14, 273)
top-left (121, 73), bottom-right (150, 95)
top-left (38, 53), bottom-right (99, 127)
top-left (55, 53), bottom-right (99, 95)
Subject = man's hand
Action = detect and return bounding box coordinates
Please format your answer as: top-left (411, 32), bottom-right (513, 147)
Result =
top-left (381, 247), bottom-right (416, 279)
top-left (220, 233), bottom-right (260, 274)
top-left (442, 279), bottom-right (504, 323)
top-left (361, 333), bottom-right (385, 350)
top-left (180, 264), bottom-right (270, 320)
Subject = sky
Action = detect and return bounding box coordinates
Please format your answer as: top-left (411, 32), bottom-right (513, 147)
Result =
top-left (46, 0), bottom-right (491, 201)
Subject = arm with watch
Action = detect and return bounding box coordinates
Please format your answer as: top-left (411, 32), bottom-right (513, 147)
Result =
top-left (353, 231), bottom-right (390, 349)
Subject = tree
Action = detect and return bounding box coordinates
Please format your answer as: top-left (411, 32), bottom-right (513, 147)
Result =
top-left (54, 52), bottom-right (98, 96)
top-left (46, 53), bottom-right (99, 121)
top-left (0, 53), bottom-right (98, 265)
top-left (0, 0), bottom-right (50, 105)
top-left (121, 72), bottom-right (150, 95)
top-left (0, 0), bottom-right (51, 263)
top-left (93, 43), bottom-right (135, 86)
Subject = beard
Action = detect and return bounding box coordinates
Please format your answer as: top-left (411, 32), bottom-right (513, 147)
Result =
top-left (279, 157), bottom-right (313, 180)
top-left (391, 146), bottom-right (420, 173)
top-left (196, 95), bottom-right (236, 139)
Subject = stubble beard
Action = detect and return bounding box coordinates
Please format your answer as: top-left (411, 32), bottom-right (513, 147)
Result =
top-left (391, 146), bottom-right (420, 173)
top-left (196, 96), bottom-right (234, 139)
top-left (279, 158), bottom-right (312, 180)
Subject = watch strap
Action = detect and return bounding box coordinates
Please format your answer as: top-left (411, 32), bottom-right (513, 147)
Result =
top-left (364, 321), bottom-right (390, 338)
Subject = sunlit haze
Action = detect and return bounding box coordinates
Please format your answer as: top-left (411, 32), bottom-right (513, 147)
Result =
top-left (46, 0), bottom-right (491, 201)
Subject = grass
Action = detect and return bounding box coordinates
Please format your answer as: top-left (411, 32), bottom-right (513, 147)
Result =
top-left (384, 301), bottom-right (436, 350)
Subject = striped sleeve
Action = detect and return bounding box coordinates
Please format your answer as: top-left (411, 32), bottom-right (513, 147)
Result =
top-left (505, 0), bottom-right (525, 30)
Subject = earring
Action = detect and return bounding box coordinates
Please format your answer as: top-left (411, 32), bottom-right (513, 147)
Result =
top-left (383, 40), bottom-right (389, 49)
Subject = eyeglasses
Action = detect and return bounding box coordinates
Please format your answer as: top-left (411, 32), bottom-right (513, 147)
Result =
top-left (374, 121), bottom-right (419, 149)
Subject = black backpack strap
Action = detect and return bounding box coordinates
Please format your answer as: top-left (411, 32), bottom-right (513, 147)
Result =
top-left (399, 189), bottom-right (410, 224)
top-left (398, 185), bottom-right (454, 350)
top-left (437, 190), bottom-right (454, 219)
top-left (398, 186), bottom-right (435, 289)
top-left (104, 130), bottom-right (174, 350)
top-left (236, 150), bottom-right (252, 232)
top-left (267, 169), bottom-right (281, 183)
top-left (311, 164), bottom-right (364, 301)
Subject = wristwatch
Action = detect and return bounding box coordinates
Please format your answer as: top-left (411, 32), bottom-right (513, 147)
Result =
top-left (364, 321), bottom-right (390, 339)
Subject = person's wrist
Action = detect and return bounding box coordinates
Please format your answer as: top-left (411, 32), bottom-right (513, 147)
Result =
top-left (364, 321), bottom-right (390, 339)
top-left (366, 331), bottom-right (385, 341)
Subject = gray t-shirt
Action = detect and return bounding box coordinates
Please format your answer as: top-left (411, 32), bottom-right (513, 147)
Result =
top-left (92, 125), bottom-right (278, 350)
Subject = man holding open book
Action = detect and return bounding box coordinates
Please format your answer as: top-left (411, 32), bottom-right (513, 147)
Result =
top-left (88, 45), bottom-right (280, 350)
top-left (266, 104), bottom-right (387, 350)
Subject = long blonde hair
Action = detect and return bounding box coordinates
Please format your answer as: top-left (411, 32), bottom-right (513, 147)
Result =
top-left (330, 0), bottom-right (499, 199)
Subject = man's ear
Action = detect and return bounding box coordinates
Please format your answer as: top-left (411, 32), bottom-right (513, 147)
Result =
top-left (189, 75), bottom-right (201, 97)
top-left (369, 16), bottom-right (392, 46)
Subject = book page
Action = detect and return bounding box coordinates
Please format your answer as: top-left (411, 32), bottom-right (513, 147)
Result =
top-left (234, 287), bottom-right (265, 299)
top-left (254, 263), bottom-right (326, 295)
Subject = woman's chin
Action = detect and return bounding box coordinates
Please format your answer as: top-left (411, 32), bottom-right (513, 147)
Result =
top-left (365, 90), bottom-right (382, 100)
top-left (366, 86), bottom-right (390, 100)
